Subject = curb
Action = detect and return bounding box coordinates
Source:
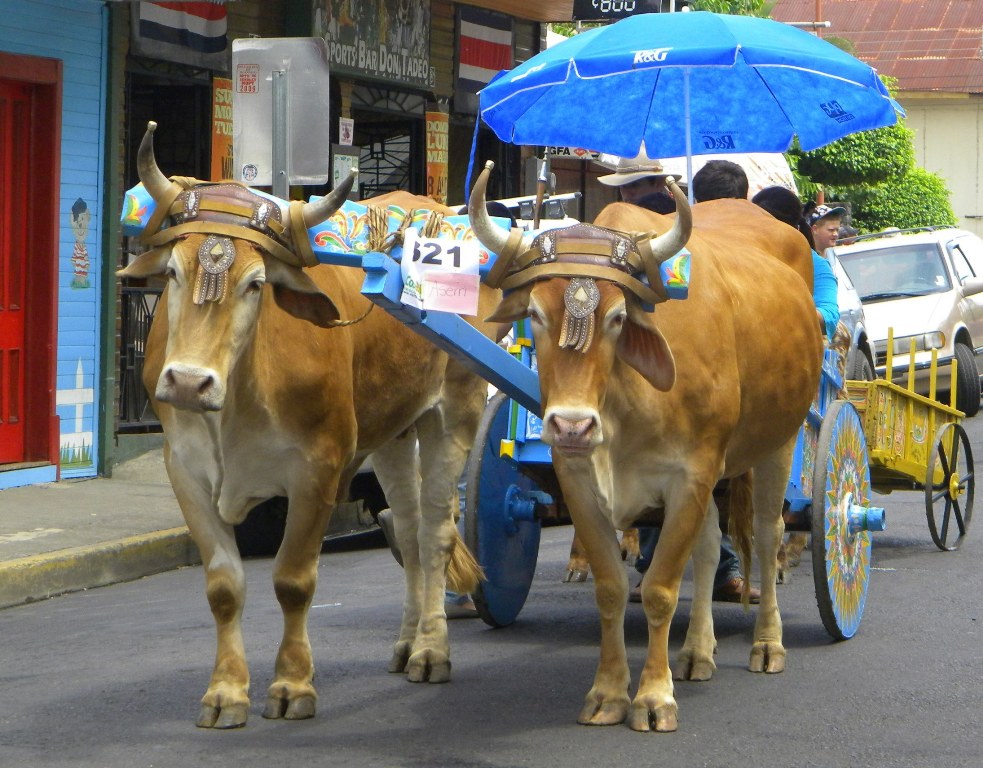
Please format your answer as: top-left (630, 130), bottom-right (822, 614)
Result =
top-left (0, 527), bottom-right (201, 610)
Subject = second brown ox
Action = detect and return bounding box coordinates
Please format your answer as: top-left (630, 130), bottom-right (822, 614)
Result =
top-left (469, 163), bottom-right (822, 732)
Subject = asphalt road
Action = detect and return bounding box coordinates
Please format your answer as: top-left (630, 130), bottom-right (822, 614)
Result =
top-left (1, 420), bottom-right (981, 768)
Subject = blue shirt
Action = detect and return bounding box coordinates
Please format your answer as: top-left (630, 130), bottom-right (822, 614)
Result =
top-left (812, 250), bottom-right (839, 339)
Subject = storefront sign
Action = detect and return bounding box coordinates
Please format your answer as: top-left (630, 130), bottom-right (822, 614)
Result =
top-left (425, 111), bottom-right (448, 204)
top-left (211, 77), bottom-right (234, 181)
top-left (547, 146), bottom-right (600, 160)
top-left (315, 0), bottom-right (433, 89)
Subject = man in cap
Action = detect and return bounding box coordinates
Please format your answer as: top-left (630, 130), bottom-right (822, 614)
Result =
top-left (809, 203), bottom-right (847, 254)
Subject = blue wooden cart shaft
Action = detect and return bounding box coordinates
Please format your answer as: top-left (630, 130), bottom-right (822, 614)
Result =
top-left (359, 250), bottom-right (543, 414)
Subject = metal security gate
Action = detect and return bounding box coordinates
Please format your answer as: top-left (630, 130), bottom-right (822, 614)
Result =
top-left (351, 85), bottom-right (425, 197)
top-left (118, 286), bottom-right (161, 431)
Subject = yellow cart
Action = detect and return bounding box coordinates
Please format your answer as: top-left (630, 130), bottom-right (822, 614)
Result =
top-left (845, 330), bottom-right (975, 550)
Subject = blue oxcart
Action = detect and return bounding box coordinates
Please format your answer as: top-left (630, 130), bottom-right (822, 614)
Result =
top-left (299, 198), bottom-right (894, 641)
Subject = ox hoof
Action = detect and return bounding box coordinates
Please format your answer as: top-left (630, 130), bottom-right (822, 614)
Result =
top-left (562, 568), bottom-right (589, 583)
top-left (197, 702), bottom-right (248, 729)
top-left (672, 652), bottom-right (716, 682)
top-left (388, 642), bottom-right (411, 673)
top-left (406, 652), bottom-right (451, 684)
top-left (628, 701), bottom-right (678, 733)
top-left (260, 695), bottom-right (316, 721)
top-left (262, 684), bottom-right (317, 720)
top-left (577, 697), bottom-right (629, 727)
top-left (749, 642), bottom-right (786, 674)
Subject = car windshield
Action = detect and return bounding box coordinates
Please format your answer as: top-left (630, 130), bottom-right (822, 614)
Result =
top-left (837, 243), bottom-right (951, 301)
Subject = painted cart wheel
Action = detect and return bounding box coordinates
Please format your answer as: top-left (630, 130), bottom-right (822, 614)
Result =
top-left (811, 400), bottom-right (873, 641)
top-left (464, 392), bottom-right (542, 627)
top-left (925, 422), bottom-right (974, 551)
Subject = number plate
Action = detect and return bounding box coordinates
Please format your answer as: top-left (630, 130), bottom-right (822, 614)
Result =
top-left (400, 229), bottom-right (481, 316)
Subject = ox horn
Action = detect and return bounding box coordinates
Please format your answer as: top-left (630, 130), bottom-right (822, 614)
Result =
top-left (301, 168), bottom-right (359, 227)
top-left (642, 177), bottom-right (693, 265)
top-left (137, 121), bottom-right (172, 203)
top-left (468, 161), bottom-right (531, 259)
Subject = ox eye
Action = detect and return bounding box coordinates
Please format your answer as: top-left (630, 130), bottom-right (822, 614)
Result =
top-left (244, 279), bottom-right (264, 295)
top-left (164, 266), bottom-right (177, 281)
top-left (608, 311), bottom-right (627, 331)
top-left (528, 309), bottom-right (543, 326)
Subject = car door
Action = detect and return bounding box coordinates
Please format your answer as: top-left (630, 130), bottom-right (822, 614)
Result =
top-left (948, 234), bottom-right (983, 364)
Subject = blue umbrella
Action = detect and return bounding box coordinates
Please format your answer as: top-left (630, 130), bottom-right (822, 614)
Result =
top-left (479, 11), bottom-right (903, 165)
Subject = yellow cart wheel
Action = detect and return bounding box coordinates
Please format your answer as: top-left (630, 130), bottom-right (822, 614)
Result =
top-left (925, 422), bottom-right (974, 551)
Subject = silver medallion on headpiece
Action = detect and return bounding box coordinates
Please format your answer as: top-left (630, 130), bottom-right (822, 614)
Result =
top-left (559, 277), bottom-right (600, 353)
top-left (193, 235), bottom-right (236, 304)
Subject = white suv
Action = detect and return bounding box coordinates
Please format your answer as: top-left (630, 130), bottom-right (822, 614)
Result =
top-left (831, 227), bottom-right (983, 416)
top-left (827, 249), bottom-right (876, 382)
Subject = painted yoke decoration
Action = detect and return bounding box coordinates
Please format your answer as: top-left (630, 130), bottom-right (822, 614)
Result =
top-left (121, 183), bottom-right (691, 300)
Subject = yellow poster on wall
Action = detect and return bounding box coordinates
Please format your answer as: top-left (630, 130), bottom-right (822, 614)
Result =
top-left (211, 77), bottom-right (233, 181)
top-left (426, 110), bottom-right (448, 204)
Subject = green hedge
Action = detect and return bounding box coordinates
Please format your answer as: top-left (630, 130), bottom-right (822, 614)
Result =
top-left (831, 167), bottom-right (958, 232)
top-left (794, 122), bottom-right (915, 187)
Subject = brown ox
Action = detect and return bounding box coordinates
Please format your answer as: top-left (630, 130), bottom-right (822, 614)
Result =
top-left (469, 164), bottom-right (822, 732)
top-left (119, 124), bottom-right (500, 728)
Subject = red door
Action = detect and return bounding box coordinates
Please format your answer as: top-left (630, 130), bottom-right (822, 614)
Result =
top-left (0, 80), bottom-right (29, 462)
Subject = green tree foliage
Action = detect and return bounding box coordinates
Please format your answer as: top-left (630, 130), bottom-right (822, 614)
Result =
top-left (832, 167), bottom-right (957, 232)
top-left (794, 121), bottom-right (916, 186)
top-left (690, 0), bottom-right (769, 15)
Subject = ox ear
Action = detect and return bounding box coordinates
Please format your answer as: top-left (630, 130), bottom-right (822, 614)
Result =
top-left (264, 258), bottom-right (342, 327)
top-left (117, 248), bottom-right (170, 279)
top-left (485, 286), bottom-right (532, 323)
top-left (617, 304), bottom-right (676, 391)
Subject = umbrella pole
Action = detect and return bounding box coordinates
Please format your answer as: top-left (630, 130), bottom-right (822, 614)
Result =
top-left (684, 68), bottom-right (694, 206)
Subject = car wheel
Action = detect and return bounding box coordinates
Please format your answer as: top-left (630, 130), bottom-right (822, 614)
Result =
top-left (851, 350), bottom-right (875, 381)
top-left (953, 342), bottom-right (981, 417)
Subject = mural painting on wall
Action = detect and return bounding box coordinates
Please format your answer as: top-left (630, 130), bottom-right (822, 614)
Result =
top-left (70, 198), bottom-right (91, 289)
top-left (315, 0), bottom-right (433, 89)
top-left (57, 359), bottom-right (94, 469)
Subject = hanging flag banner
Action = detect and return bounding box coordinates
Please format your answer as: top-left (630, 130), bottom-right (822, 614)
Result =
top-left (211, 76), bottom-right (233, 181)
top-left (457, 6), bottom-right (513, 93)
top-left (455, 5), bottom-right (512, 113)
top-left (131, 1), bottom-right (229, 70)
top-left (425, 111), bottom-right (448, 204)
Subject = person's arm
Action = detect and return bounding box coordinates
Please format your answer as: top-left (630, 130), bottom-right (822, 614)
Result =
top-left (811, 251), bottom-right (839, 339)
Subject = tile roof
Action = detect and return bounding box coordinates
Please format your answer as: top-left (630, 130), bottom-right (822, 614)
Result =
top-left (770, 0), bottom-right (983, 93)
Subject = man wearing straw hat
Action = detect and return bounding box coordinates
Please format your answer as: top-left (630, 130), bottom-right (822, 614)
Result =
top-left (596, 149), bottom-right (678, 214)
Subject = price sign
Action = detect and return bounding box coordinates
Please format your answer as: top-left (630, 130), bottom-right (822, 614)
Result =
top-left (572, 0), bottom-right (664, 21)
top-left (400, 230), bottom-right (481, 316)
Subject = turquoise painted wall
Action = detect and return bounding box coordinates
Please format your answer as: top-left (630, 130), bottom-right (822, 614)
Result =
top-left (0, 0), bottom-right (108, 480)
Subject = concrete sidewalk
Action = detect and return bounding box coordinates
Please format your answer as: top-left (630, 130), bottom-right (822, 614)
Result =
top-left (0, 450), bottom-right (199, 609)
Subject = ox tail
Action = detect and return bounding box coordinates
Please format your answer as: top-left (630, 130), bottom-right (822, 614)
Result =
top-left (727, 471), bottom-right (755, 609)
top-left (447, 528), bottom-right (485, 595)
